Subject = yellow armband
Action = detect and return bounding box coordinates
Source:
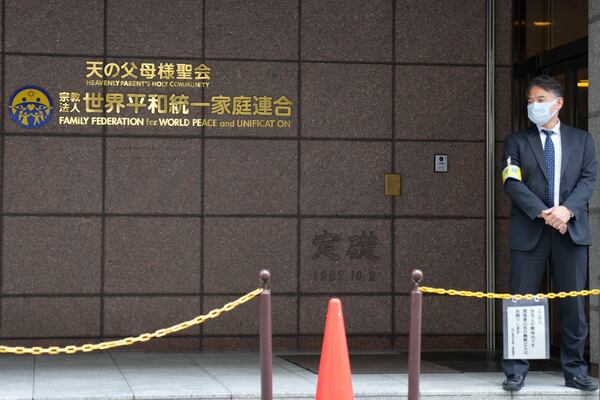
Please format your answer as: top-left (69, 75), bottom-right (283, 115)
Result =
top-left (502, 165), bottom-right (522, 184)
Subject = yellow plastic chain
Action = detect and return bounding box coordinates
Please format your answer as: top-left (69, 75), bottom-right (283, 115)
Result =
top-left (0, 287), bottom-right (263, 355)
top-left (419, 286), bottom-right (600, 300)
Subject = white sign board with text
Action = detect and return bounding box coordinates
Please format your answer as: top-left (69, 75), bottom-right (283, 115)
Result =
top-left (503, 298), bottom-right (550, 360)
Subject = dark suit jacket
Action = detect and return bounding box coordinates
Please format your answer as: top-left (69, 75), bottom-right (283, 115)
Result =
top-left (502, 123), bottom-right (598, 251)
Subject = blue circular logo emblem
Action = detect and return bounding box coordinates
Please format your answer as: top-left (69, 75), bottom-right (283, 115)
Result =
top-left (8, 85), bottom-right (54, 128)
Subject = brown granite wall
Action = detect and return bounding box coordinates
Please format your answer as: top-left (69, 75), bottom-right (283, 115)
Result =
top-left (0, 0), bottom-right (512, 351)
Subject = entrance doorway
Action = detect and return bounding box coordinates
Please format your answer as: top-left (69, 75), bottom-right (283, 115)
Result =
top-left (512, 0), bottom-right (589, 353)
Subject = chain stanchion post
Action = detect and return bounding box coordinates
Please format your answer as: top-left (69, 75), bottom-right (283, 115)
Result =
top-left (259, 269), bottom-right (273, 400)
top-left (408, 269), bottom-right (423, 400)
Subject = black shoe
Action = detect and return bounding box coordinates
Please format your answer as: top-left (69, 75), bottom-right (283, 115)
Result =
top-left (565, 375), bottom-right (599, 391)
top-left (502, 375), bottom-right (525, 391)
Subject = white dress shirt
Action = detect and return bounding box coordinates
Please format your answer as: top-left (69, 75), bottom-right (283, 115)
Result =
top-left (537, 119), bottom-right (561, 208)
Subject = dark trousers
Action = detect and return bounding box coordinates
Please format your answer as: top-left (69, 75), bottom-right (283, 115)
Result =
top-left (501, 225), bottom-right (589, 380)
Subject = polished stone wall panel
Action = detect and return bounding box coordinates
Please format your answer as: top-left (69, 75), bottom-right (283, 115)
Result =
top-left (395, 0), bottom-right (486, 64)
top-left (3, 137), bottom-right (102, 213)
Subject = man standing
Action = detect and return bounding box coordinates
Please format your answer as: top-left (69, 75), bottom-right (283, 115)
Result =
top-left (501, 75), bottom-right (598, 391)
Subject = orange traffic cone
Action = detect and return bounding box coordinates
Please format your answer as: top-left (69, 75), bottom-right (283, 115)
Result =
top-left (315, 298), bottom-right (354, 400)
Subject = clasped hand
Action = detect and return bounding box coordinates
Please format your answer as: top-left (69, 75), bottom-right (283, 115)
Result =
top-left (538, 205), bottom-right (571, 234)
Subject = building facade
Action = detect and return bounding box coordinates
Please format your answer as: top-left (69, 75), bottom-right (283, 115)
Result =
top-left (0, 0), bottom-right (597, 361)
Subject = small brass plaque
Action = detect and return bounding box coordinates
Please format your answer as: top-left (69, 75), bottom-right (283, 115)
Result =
top-left (384, 173), bottom-right (401, 196)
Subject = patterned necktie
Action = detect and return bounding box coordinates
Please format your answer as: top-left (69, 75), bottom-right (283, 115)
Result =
top-left (542, 129), bottom-right (555, 207)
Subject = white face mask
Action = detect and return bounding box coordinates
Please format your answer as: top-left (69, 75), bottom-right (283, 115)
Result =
top-left (527, 98), bottom-right (559, 126)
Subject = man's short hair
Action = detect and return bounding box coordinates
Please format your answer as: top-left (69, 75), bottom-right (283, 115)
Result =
top-left (527, 75), bottom-right (563, 98)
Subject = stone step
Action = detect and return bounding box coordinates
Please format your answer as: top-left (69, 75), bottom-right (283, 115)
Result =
top-left (0, 352), bottom-right (597, 399)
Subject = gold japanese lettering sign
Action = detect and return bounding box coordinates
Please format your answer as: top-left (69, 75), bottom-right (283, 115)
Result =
top-left (8, 60), bottom-right (294, 130)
